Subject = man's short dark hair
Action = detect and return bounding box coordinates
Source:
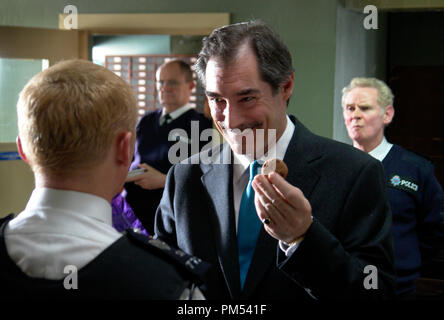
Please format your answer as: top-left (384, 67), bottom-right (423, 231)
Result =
top-left (160, 59), bottom-right (193, 82)
top-left (195, 20), bottom-right (294, 94)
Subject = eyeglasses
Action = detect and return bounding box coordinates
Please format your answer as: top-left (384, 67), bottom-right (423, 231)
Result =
top-left (156, 80), bottom-right (183, 88)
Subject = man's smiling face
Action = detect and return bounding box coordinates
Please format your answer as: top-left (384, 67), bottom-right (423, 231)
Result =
top-left (205, 43), bottom-right (291, 158)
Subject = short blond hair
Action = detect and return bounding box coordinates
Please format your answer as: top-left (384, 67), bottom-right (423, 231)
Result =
top-left (342, 77), bottom-right (394, 110)
top-left (17, 59), bottom-right (137, 175)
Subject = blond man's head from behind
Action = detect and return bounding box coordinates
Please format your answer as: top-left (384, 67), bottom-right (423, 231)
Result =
top-left (17, 60), bottom-right (138, 182)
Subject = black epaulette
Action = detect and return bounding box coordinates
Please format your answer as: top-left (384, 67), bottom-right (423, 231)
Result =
top-left (0, 214), bottom-right (15, 234)
top-left (125, 229), bottom-right (210, 284)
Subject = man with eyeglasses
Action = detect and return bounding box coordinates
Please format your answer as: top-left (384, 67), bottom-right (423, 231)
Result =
top-left (124, 59), bottom-right (212, 234)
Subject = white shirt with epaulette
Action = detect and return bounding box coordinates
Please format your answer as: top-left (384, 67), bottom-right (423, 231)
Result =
top-left (4, 188), bottom-right (204, 299)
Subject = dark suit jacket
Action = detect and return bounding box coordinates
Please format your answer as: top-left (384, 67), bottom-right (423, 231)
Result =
top-left (155, 116), bottom-right (396, 300)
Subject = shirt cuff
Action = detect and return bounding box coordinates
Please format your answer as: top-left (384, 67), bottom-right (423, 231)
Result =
top-left (279, 237), bottom-right (303, 256)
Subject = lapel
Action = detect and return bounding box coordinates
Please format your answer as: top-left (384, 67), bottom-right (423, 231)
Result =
top-left (283, 115), bottom-right (322, 200)
top-left (201, 144), bottom-right (241, 299)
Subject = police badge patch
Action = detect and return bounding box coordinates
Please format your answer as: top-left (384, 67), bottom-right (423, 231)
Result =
top-left (388, 173), bottom-right (418, 195)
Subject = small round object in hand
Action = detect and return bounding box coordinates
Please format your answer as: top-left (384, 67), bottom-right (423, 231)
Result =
top-left (261, 159), bottom-right (288, 179)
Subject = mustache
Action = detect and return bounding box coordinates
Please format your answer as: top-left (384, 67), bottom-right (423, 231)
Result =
top-left (217, 121), bottom-right (262, 133)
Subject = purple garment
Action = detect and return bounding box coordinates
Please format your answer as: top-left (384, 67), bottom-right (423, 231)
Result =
top-left (111, 193), bottom-right (148, 236)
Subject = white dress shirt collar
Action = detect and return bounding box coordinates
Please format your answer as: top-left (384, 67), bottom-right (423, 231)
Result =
top-left (22, 187), bottom-right (113, 225)
top-left (368, 136), bottom-right (393, 162)
top-left (161, 103), bottom-right (193, 123)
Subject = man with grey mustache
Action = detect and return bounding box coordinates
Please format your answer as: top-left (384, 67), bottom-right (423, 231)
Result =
top-left (155, 20), bottom-right (396, 300)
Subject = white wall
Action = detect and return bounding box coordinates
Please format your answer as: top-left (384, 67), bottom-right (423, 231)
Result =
top-left (333, 4), bottom-right (388, 144)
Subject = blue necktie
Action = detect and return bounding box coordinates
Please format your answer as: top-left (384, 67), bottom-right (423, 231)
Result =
top-left (237, 160), bottom-right (262, 289)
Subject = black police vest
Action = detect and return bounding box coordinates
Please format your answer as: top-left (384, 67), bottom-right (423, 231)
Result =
top-left (0, 214), bottom-right (209, 300)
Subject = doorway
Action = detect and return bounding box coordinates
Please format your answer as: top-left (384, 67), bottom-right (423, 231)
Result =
top-left (386, 11), bottom-right (444, 187)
